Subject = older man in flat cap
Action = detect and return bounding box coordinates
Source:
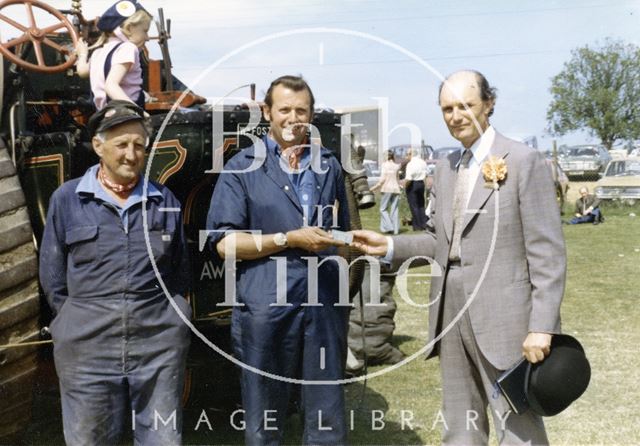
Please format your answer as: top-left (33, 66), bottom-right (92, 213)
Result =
top-left (40, 100), bottom-right (191, 445)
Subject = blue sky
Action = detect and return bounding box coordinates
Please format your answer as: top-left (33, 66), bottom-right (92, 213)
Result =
top-left (7, 0), bottom-right (640, 150)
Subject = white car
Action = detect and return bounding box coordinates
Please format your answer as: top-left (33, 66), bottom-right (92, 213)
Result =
top-left (558, 145), bottom-right (612, 179)
top-left (594, 158), bottom-right (640, 205)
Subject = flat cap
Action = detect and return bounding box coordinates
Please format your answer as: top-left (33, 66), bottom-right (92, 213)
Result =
top-left (88, 100), bottom-right (150, 137)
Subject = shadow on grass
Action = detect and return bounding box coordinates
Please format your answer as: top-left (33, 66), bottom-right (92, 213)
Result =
top-left (344, 381), bottom-right (426, 445)
top-left (392, 334), bottom-right (418, 347)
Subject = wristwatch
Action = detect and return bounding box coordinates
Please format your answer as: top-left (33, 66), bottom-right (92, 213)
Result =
top-left (273, 232), bottom-right (288, 248)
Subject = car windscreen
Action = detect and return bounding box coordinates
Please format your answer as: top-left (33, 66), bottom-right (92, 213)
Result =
top-left (567, 148), bottom-right (597, 157)
top-left (605, 161), bottom-right (640, 176)
top-left (434, 148), bottom-right (460, 159)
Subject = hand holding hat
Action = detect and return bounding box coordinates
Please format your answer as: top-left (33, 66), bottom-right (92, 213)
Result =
top-left (496, 334), bottom-right (591, 417)
top-left (525, 334), bottom-right (591, 416)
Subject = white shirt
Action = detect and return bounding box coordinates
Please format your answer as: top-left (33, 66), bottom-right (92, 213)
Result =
top-left (458, 125), bottom-right (495, 208)
top-left (405, 157), bottom-right (428, 181)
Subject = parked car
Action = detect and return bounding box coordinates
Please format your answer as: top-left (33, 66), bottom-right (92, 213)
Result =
top-left (363, 159), bottom-right (381, 189)
top-left (609, 148), bottom-right (629, 160)
top-left (594, 158), bottom-right (640, 205)
top-left (426, 146), bottom-right (462, 174)
top-left (622, 140), bottom-right (640, 156)
top-left (538, 147), bottom-right (566, 160)
top-left (390, 143), bottom-right (433, 162)
top-left (421, 146), bottom-right (461, 191)
top-left (558, 145), bottom-right (612, 180)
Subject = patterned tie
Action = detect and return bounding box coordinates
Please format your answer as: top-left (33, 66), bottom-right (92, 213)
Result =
top-left (449, 149), bottom-right (473, 261)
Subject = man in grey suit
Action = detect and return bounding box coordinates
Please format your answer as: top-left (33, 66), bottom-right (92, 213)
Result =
top-left (352, 70), bottom-right (565, 445)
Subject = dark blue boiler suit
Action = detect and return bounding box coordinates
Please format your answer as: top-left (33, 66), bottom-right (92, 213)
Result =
top-left (207, 136), bottom-right (351, 445)
top-left (39, 165), bottom-right (192, 445)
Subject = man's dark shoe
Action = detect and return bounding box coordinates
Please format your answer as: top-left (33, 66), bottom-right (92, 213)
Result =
top-left (593, 220), bottom-right (599, 225)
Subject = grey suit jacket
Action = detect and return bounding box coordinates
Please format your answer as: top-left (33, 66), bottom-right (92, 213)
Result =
top-left (392, 131), bottom-right (566, 370)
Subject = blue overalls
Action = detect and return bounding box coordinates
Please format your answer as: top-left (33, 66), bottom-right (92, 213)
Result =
top-left (207, 136), bottom-right (351, 445)
top-left (39, 165), bottom-right (191, 445)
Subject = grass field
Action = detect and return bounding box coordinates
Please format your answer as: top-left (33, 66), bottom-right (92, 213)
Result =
top-left (342, 181), bottom-right (640, 445)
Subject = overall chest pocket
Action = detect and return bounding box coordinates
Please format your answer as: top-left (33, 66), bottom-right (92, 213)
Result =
top-left (149, 229), bottom-right (174, 260)
top-left (65, 225), bottom-right (98, 265)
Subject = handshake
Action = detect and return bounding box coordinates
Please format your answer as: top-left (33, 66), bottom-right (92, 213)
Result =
top-left (291, 228), bottom-right (390, 257)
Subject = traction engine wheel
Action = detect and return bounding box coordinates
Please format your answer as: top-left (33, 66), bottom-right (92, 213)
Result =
top-left (0, 0), bottom-right (78, 73)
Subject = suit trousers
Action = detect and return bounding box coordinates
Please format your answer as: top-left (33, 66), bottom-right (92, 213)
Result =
top-left (438, 263), bottom-right (549, 445)
top-left (405, 181), bottom-right (427, 230)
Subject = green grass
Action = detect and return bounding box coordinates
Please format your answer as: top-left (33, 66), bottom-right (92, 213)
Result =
top-left (546, 201), bottom-right (640, 445)
top-left (341, 190), bottom-right (640, 445)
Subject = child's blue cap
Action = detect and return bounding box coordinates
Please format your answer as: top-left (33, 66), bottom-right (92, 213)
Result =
top-left (97, 1), bottom-right (148, 32)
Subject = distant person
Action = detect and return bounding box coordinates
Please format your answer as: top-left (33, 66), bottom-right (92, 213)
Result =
top-left (371, 151), bottom-right (402, 234)
top-left (76, 1), bottom-right (152, 109)
top-left (568, 187), bottom-right (603, 225)
top-left (404, 148), bottom-right (428, 230)
top-left (397, 153), bottom-right (411, 226)
top-left (398, 151), bottom-right (410, 180)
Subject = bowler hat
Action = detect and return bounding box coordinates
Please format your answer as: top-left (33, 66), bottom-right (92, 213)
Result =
top-left (525, 334), bottom-right (591, 416)
top-left (87, 100), bottom-right (149, 137)
top-left (97, 1), bottom-right (148, 32)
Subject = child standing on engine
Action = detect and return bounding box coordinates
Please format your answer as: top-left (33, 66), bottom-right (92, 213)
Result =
top-left (76, 1), bottom-right (152, 110)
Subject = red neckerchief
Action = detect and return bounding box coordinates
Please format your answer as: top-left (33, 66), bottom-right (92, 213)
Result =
top-left (281, 137), bottom-right (309, 170)
top-left (97, 165), bottom-right (138, 196)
